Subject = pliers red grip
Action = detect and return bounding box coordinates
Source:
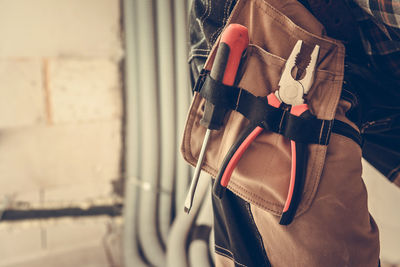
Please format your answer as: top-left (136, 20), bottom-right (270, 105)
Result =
top-left (267, 94), bottom-right (313, 225)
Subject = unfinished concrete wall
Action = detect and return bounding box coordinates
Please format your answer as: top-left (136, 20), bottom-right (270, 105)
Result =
top-left (363, 160), bottom-right (400, 266)
top-left (0, 0), bottom-right (123, 266)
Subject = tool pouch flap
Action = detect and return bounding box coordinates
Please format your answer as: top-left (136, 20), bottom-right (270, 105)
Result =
top-left (181, 0), bottom-right (346, 217)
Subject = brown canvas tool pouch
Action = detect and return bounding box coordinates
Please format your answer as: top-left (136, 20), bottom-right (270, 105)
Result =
top-left (182, 0), bottom-right (380, 266)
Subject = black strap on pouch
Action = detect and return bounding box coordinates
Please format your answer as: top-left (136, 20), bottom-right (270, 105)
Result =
top-left (194, 71), bottom-right (362, 147)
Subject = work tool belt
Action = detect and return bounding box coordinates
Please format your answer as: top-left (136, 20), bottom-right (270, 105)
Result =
top-left (193, 70), bottom-right (361, 146)
top-left (183, 0), bottom-right (380, 266)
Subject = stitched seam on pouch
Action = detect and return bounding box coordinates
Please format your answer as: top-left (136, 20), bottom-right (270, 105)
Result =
top-left (215, 244), bottom-right (235, 256)
top-left (228, 180), bottom-right (282, 212)
top-left (388, 164), bottom-right (400, 181)
top-left (341, 88), bottom-right (359, 107)
top-left (254, 0), bottom-right (344, 51)
top-left (227, 0), bottom-right (346, 61)
top-left (199, 0), bottom-right (210, 23)
top-left (191, 48), bottom-right (212, 52)
top-left (324, 54), bottom-right (341, 119)
top-left (200, 0), bottom-right (212, 49)
top-left (245, 204), bottom-right (270, 265)
top-left (302, 147), bottom-right (325, 212)
top-left (189, 50), bottom-right (210, 55)
top-left (250, 44), bottom-right (338, 77)
top-left (209, 26), bottom-right (223, 48)
top-left (188, 55), bottom-right (209, 63)
top-left (188, 53), bottom-right (210, 62)
top-left (215, 246), bottom-right (248, 267)
top-left (210, 0), bottom-right (233, 45)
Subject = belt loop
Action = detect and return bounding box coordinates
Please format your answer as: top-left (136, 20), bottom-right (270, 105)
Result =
top-left (319, 119), bottom-right (334, 145)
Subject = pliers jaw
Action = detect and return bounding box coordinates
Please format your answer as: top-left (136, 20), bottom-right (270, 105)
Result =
top-left (276, 40), bottom-right (320, 107)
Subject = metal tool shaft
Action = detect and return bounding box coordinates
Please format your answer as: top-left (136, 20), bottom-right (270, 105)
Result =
top-left (184, 129), bottom-right (211, 213)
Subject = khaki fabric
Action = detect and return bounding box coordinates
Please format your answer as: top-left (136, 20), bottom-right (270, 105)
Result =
top-left (182, 0), bottom-right (346, 218)
top-left (181, 0), bottom-right (380, 265)
top-left (249, 101), bottom-right (379, 267)
top-left (215, 251), bottom-right (237, 267)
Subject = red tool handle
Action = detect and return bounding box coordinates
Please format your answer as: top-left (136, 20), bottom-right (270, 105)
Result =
top-left (201, 24), bottom-right (249, 131)
top-left (218, 24), bottom-right (249, 86)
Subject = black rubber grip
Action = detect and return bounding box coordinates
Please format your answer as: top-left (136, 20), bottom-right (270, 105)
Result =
top-left (200, 43), bottom-right (231, 130)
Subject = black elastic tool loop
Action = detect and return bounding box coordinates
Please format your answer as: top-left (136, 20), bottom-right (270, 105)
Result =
top-left (197, 73), bottom-right (362, 147)
top-left (198, 73), bottom-right (335, 145)
top-left (199, 73), bottom-right (240, 111)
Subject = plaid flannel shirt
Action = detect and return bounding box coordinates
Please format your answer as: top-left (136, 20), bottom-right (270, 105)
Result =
top-left (350, 0), bottom-right (400, 77)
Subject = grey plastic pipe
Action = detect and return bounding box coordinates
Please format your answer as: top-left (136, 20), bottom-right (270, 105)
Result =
top-left (209, 228), bottom-right (215, 265)
top-left (166, 173), bottom-right (211, 267)
top-left (122, 0), bottom-right (147, 266)
top-left (136, 0), bottom-right (166, 266)
top-left (188, 187), bottom-right (213, 267)
top-left (174, 0), bottom-right (191, 209)
top-left (156, 0), bottom-right (176, 247)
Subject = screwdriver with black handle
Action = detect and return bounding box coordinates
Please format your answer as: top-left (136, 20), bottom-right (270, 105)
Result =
top-left (184, 24), bottom-right (249, 213)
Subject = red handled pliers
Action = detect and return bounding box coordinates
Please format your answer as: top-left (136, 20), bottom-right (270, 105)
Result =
top-left (213, 40), bottom-right (320, 225)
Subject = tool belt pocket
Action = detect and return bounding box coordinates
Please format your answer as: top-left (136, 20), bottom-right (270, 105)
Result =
top-left (181, 0), bottom-right (356, 220)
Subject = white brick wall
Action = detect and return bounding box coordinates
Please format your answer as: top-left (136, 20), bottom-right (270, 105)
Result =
top-left (0, 121), bottom-right (121, 197)
top-left (0, 60), bottom-right (45, 129)
top-left (0, 0), bottom-right (123, 203)
top-left (49, 59), bottom-right (122, 123)
top-left (0, 0), bottom-right (123, 59)
top-left (0, 0), bottom-right (123, 265)
top-left (0, 217), bottom-right (122, 267)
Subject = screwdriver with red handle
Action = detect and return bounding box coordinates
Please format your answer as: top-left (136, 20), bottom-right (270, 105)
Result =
top-left (184, 24), bottom-right (249, 213)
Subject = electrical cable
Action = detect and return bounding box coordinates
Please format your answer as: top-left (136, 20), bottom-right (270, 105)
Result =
top-left (122, 0), bottom-right (147, 266)
top-left (166, 173), bottom-right (211, 267)
top-left (174, 0), bottom-right (191, 208)
top-left (209, 228), bottom-right (215, 265)
top-left (136, 0), bottom-right (165, 265)
top-left (123, 1), bottom-right (199, 266)
top-left (156, 0), bottom-right (176, 247)
top-left (188, 186), bottom-right (213, 267)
